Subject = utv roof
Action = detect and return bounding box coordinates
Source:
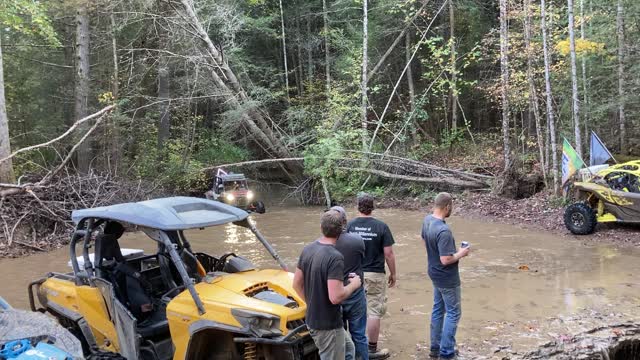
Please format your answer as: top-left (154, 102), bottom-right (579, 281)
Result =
top-left (71, 196), bottom-right (249, 231)
top-left (219, 174), bottom-right (247, 181)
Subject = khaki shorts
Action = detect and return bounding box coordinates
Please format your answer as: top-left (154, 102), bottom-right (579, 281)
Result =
top-left (364, 272), bottom-right (387, 318)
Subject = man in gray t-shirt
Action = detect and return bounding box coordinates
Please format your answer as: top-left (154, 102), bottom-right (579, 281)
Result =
top-left (332, 206), bottom-right (368, 360)
top-left (421, 193), bottom-right (470, 359)
top-left (293, 210), bottom-right (361, 360)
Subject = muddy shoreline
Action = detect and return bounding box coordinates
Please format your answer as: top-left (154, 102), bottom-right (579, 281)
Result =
top-left (370, 191), bottom-right (640, 248)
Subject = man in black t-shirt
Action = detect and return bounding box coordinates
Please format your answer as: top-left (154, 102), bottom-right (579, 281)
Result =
top-left (346, 193), bottom-right (396, 359)
top-left (332, 206), bottom-right (368, 360)
top-left (293, 210), bottom-right (362, 360)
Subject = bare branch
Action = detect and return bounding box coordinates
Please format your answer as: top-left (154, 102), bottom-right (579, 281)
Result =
top-left (0, 105), bottom-right (115, 166)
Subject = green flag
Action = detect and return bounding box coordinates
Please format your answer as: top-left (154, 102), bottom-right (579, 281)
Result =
top-left (562, 138), bottom-right (585, 185)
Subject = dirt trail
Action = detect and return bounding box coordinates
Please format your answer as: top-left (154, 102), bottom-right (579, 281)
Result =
top-left (1, 206), bottom-right (638, 358)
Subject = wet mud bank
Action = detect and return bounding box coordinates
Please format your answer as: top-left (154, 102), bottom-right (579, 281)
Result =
top-left (522, 323), bottom-right (640, 360)
top-left (371, 192), bottom-right (640, 247)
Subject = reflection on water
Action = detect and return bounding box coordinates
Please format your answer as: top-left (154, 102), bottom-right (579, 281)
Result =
top-left (0, 206), bottom-right (638, 357)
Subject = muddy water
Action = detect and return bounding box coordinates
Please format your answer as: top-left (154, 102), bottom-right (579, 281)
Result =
top-left (1, 206), bottom-right (639, 358)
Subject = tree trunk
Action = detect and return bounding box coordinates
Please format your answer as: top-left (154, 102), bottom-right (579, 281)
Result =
top-left (295, 10), bottom-right (304, 95)
top-left (524, 0), bottom-right (547, 182)
top-left (500, 0), bottom-right (510, 172)
top-left (322, 0), bottom-right (331, 94)
top-left (568, 0), bottom-right (582, 158)
top-left (109, 13), bottom-right (120, 172)
top-left (306, 17), bottom-right (313, 82)
top-left (616, 0), bottom-right (625, 152)
top-left (278, 0), bottom-right (290, 100)
top-left (541, 0), bottom-right (559, 193)
top-left (406, 31), bottom-right (416, 141)
top-left (361, 0), bottom-right (368, 150)
top-left (0, 35), bottom-right (15, 183)
top-left (157, 66), bottom-right (171, 153)
top-left (449, 0), bottom-right (458, 132)
top-left (580, 0), bottom-right (588, 143)
top-left (178, 0), bottom-right (293, 162)
top-left (75, 4), bottom-right (91, 173)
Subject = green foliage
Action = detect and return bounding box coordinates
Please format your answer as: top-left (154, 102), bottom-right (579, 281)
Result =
top-left (0, 1), bottom-right (60, 46)
top-left (131, 113), bottom-right (248, 193)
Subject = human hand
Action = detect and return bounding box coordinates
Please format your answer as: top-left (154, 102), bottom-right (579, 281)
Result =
top-left (388, 273), bottom-right (396, 288)
top-left (349, 274), bottom-right (362, 288)
top-left (458, 246), bottom-right (470, 258)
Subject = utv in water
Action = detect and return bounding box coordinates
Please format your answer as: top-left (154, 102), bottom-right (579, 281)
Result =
top-left (28, 197), bottom-right (317, 360)
top-left (205, 172), bottom-right (266, 214)
top-left (565, 160), bottom-right (640, 235)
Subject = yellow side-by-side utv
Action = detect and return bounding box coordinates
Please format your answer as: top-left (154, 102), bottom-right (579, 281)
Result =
top-left (565, 160), bottom-right (640, 234)
top-left (28, 197), bottom-right (317, 360)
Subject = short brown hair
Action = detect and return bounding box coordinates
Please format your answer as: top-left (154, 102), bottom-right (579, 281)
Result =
top-left (321, 210), bottom-right (344, 238)
top-left (357, 193), bottom-right (375, 215)
top-left (434, 192), bottom-right (453, 209)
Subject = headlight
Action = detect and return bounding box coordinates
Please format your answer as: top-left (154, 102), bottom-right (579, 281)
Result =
top-left (247, 191), bottom-right (254, 200)
top-left (231, 308), bottom-right (282, 337)
top-left (225, 193), bottom-right (235, 202)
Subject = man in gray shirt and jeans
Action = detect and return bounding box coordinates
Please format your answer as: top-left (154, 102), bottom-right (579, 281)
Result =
top-left (422, 193), bottom-right (470, 359)
top-left (293, 209), bottom-right (362, 359)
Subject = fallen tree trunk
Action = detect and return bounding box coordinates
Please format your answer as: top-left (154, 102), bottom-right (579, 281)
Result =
top-left (338, 167), bottom-right (488, 189)
top-left (203, 152), bottom-right (492, 190)
top-left (176, 0), bottom-right (295, 167)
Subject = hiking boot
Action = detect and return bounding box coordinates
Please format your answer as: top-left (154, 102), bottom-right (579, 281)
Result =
top-left (369, 348), bottom-right (390, 359)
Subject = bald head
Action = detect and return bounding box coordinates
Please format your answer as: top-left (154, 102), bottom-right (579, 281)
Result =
top-left (433, 192), bottom-right (453, 218)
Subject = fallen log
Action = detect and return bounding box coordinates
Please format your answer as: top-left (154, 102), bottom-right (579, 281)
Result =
top-left (337, 167), bottom-right (489, 189)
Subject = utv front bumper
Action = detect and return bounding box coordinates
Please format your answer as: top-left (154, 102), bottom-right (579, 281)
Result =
top-left (233, 325), bottom-right (317, 359)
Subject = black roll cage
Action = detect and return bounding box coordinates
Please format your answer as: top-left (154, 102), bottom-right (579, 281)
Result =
top-left (69, 217), bottom-right (288, 316)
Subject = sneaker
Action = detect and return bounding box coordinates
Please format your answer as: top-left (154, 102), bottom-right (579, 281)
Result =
top-left (369, 348), bottom-right (390, 359)
top-left (429, 349), bottom-right (440, 358)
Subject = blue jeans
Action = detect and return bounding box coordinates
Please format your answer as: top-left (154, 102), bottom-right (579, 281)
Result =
top-left (342, 287), bottom-right (369, 360)
top-left (430, 285), bottom-right (461, 359)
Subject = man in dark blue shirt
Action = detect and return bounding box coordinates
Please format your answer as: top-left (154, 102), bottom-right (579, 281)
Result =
top-left (421, 193), bottom-right (470, 359)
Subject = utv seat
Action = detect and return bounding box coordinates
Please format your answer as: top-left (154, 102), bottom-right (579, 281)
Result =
top-left (138, 309), bottom-right (169, 338)
top-left (97, 222), bottom-right (170, 339)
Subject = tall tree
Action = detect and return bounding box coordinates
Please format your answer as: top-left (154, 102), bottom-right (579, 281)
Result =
top-left (567, 0), bottom-right (582, 158)
top-left (322, 0), bottom-right (331, 94)
top-left (361, 0), bottom-right (368, 150)
top-left (449, 0), bottom-right (458, 132)
top-left (579, 0), bottom-right (588, 141)
top-left (306, 17), bottom-right (313, 82)
top-left (616, 0), bottom-right (626, 151)
top-left (406, 31), bottom-right (416, 140)
top-left (524, 0), bottom-right (546, 182)
top-left (0, 35), bottom-right (14, 183)
top-left (177, 0), bottom-right (294, 164)
top-left (75, 4), bottom-right (91, 173)
top-left (541, 0), bottom-right (559, 193)
top-left (278, 0), bottom-right (290, 100)
top-left (156, 65), bottom-right (171, 153)
top-left (500, 0), bottom-right (510, 171)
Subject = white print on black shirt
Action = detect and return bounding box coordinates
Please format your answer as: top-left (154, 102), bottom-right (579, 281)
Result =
top-left (353, 227), bottom-right (377, 240)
